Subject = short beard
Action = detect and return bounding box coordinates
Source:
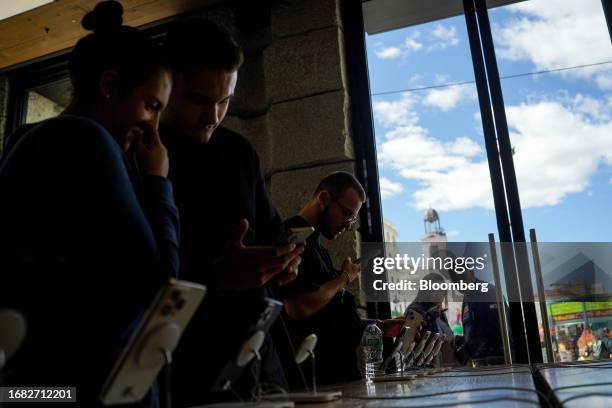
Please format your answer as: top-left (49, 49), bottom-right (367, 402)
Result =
top-left (318, 204), bottom-right (335, 240)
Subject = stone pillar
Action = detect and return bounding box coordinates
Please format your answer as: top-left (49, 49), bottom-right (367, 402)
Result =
top-left (221, 6), bottom-right (275, 175)
top-left (266, 0), bottom-right (363, 298)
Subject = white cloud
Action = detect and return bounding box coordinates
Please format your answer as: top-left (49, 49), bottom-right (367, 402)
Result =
top-left (404, 32), bottom-right (423, 51)
top-left (380, 178), bottom-right (405, 198)
top-left (423, 84), bottom-right (477, 111)
top-left (376, 92), bottom-right (612, 211)
top-left (375, 25), bottom-right (461, 59)
top-left (378, 129), bottom-right (492, 211)
top-left (506, 96), bottom-right (612, 207)
top-left (372, 94), bottom-right (419, 128)
top-left (374, 32), bottom-right (422, 60)
top-left (373, 82), bottom-right (475, 127)
top-left (495, 0), bottom-right (612, 90)
top-left (376, 46), bottom-right (402, 59)
top-left (595, 72), bottom-right (612, 90)
top-left (435, 74), bottom-right (450, 84)
top-left (408, 73), bottom-right (423, 84)
top-left (430, 24), bottom-right (459, 50)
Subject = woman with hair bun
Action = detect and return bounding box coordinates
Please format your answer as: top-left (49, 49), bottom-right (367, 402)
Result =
top-left (0, 1), bottom-right (177, 405)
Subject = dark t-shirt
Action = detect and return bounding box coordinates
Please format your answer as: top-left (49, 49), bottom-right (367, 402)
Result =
top-left (273, 216), bottom-right (363, 388)
top-left (0, 115), bottom-right (179, 406)
top-left (161, 125), bottom-right (285, 405)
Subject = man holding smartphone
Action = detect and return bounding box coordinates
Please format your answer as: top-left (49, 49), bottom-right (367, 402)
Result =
top-left (272, 172), bottom-right (367, 387)
top-left (160, 19), bottom-right (303, 406)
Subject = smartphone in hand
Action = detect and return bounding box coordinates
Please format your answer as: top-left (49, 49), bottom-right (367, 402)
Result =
top-left (275, 226), bottom-right (315, 245)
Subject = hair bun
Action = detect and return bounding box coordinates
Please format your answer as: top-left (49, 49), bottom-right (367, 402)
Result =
top-left (82, 1), bottom-right (123, 33)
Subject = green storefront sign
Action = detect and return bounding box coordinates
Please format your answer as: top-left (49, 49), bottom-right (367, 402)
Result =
top-left (550, 302), bottom-right (583, 316)
top-left (549, 300), bottom-right (612, 320)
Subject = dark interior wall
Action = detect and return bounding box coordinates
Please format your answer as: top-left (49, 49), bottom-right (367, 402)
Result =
top-left (0, 0), bottom-right (367, 305)
top-left (0, 76), bottom-right (8, 152)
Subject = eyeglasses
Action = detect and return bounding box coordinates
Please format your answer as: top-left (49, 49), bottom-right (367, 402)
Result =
top-left (331, 196), bottom-right (359, 226)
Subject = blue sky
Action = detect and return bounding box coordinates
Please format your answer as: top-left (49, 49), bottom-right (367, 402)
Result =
top-left (365, 0), bottom-right (612, 243)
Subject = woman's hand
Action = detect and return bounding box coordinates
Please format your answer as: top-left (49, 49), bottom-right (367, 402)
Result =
top-left (133, 122), bottom-right (169, 178)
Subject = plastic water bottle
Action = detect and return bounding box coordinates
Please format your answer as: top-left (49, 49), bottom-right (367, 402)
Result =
top-left (362, 320), bottom-right (383, 381)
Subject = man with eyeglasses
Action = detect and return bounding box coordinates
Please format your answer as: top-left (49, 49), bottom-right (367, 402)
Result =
top-left (271, 171), bottom-right (368, 387)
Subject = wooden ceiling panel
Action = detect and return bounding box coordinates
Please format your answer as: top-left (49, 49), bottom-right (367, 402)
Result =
top-left (0, 0), bottom-right (218, 70)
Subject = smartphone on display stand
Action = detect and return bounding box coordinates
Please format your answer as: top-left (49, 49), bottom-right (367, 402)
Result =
top-left (100, 279), bottom-right (206, 405)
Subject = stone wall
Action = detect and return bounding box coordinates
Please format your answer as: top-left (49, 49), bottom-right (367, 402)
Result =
top-left (269, 0), bottom-right (360, 298)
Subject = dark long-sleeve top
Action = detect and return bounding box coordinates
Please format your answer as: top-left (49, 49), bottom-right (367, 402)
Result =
top-left (0, 115), bottom-right (179, 404)
top-left (161, 125), bottom-right (285, 406)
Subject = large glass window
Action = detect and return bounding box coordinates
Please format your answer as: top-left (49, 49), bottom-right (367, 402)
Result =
top-left (364, 13), bottom-right (512, 366)
top-left (25, 77), bottom-right (71, 124)
top-left (489, 0), bottom-right (612, 243)
top-left (488, 0), bottom-right (612, 363)
top-left (363, 0), bottom-right (612, 366)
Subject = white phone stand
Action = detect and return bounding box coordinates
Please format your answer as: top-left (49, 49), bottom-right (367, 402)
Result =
top-left (237, 330), bottom-right (265, 368)
top-left (416, 333), bottom-right (441, 367)
top-left (264, 334), bottom-right (342, 404)
top-left (0, 309), bottom-right (27, 371)
top-left (100, 279), bottom-right (206, 406)
top-left (202, 331), bottom-right (293, 408)
top-left (294, 333), bottom-right (317, 364)
top-left (203, 333), bottom-right (289, 406)
top-left (425, 334), bottom-right (446, 366)
top-left (372, 326), bottom-right (419, 383)
top-left (136, 323), bottom-right (180, 369)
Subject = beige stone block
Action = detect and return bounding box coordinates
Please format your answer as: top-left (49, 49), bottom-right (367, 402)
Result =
top-left (229, 54), bottom-right (269, 118)
top-left (222, 114), bottom-right (273, 173)
top-left (270, 89), bottom-right (353, 170)
top-left (264, 27), bottom-right (347, 103)
top-left (236, 27), bottom-right (274, 56)
top-left (270, 161), bottom-right (355, 219)
top-left (271, 0), bottom-right (342, 37)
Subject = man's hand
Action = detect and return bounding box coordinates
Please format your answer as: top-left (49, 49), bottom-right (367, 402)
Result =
top-left (341, 257), bottom-right (360, 286)
top-left (218, 219), bottom-right (304, 290)
top-left (413, 319), bottom-right (429, 342)
top-left (275, 251), bottom-right (303, 286)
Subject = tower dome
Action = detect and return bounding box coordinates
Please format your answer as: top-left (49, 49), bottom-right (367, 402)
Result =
top-left (423, 207), bottom-right (446, 238)
top-left (424, 208), bottom-right (439, 223)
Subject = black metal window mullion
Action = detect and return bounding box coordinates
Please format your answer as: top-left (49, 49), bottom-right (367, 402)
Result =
top-left (473, 0), bottom-right (543, 364)
top-left (602, 0), bottom-right (612, 43)
top-left (463, 0), bottom-right (532, 364)
top-left (342, 0), bottom-right (391, 320)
